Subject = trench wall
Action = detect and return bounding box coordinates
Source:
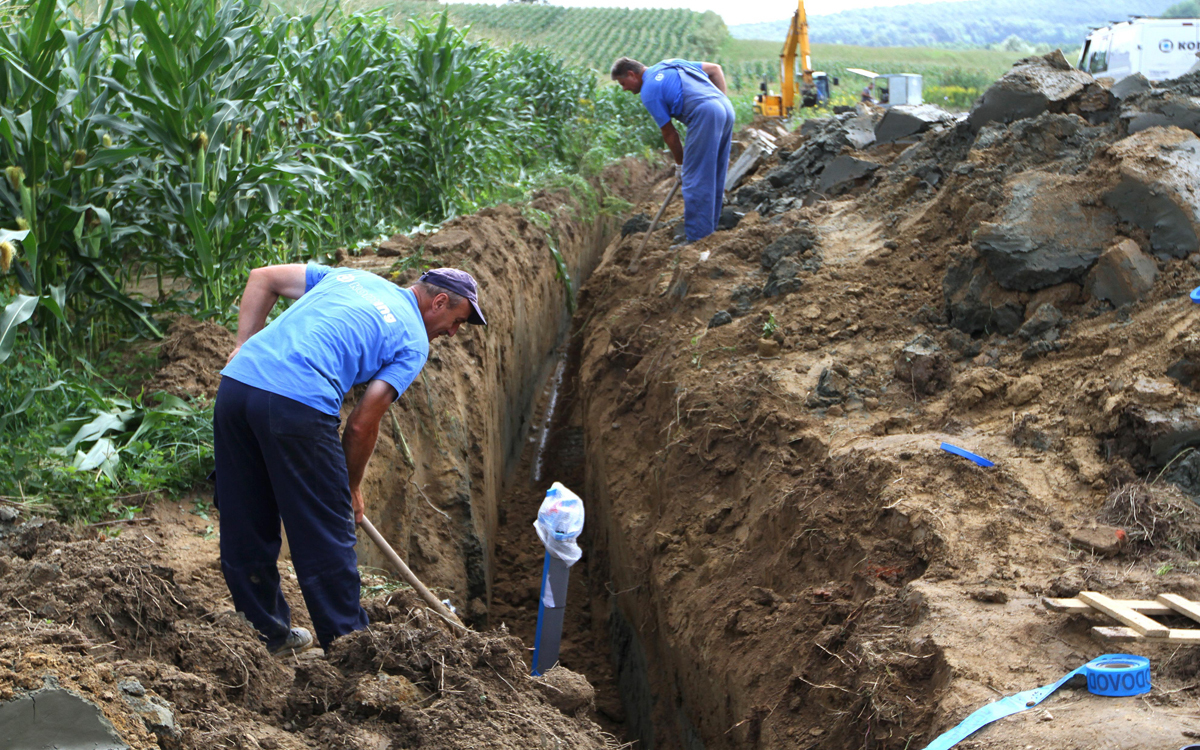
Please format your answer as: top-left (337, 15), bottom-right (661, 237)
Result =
top-left (339, 175), bottom-right (645, 621)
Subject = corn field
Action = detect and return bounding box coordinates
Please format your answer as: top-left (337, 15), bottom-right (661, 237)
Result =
top-left (381, 2), bottom-right (728, 73)
top-left (0, 0), bottom-right (660, 364)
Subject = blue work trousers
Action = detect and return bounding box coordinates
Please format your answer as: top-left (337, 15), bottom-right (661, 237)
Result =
top-left (680, 76), bottom-right (735, 242)
top-left (213, 377), bottom-right (368, 650)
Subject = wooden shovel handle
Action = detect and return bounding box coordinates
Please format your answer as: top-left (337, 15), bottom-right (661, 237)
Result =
top-left (359, 515), bottom-right (468, 634)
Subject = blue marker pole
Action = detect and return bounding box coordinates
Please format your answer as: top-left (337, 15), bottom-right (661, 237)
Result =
top-left (530, 482), bottom-right (584, 677)
top-left (532, 552), bottom-right (571, 676)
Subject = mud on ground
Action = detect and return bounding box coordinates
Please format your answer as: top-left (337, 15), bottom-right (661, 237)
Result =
top-left (573, 58), bottom-right (1200, 748)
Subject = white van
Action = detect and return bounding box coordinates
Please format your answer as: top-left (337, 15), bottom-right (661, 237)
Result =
top-left (1079, 18), bottom-right (1200, 81)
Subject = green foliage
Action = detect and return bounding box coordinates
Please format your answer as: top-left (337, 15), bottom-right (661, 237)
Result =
top-left (728, 0), bottom-right (1176, 48)
top-left (0, 0), bottom-right (662, 519)
top-left (0, 345), bottom-right (213, 521)
top-left (924, 85), bottom-right (981, 110)
top-left (1164, 0), bottom-right (1200, 16)
top-left (761, 312), bottom-right (777, 339)
top-left (0, 0), bottom-right (660, 362)
top-left (718, 38), bottom-right (1025, 95)
top-left (375, 2), bottom-right (728, 72)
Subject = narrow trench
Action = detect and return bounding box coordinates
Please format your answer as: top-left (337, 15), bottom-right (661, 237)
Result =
top-left (490, 339), bottom-right (631, 740)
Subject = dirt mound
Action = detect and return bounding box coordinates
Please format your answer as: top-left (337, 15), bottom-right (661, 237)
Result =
top-left (150, 316), bottom-right (234, 400)
top-left (0, 510), bottom-right (612, 749)
top-left (564, 52), bottom-right (1200, 748)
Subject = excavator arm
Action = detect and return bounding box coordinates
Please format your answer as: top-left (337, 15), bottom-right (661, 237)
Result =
top-left (755, 0), bottom-right (823, 116)
top-left (778, 0), bottom-right (813, 113)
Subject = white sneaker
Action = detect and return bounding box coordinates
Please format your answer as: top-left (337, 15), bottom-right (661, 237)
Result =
top-left (269, 627), bottom-right (314, 657)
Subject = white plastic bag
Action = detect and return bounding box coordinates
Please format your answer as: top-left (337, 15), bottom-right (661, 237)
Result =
top-left (533, 482), bottom-right (585, 566)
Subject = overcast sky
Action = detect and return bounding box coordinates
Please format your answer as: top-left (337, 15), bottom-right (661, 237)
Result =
top-left (444, 0), bottom-right (973, 27)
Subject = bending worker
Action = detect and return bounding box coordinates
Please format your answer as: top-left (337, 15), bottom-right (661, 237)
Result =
top-left (612, 56), bottom-right (735, 244)
top-left (216, 263), bottom-right (485, 655)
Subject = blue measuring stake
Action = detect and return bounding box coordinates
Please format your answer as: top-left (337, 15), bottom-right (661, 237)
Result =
top-left (531, 552), bottom-right (571, 676)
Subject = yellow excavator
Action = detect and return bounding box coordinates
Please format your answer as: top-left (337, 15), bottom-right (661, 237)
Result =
top-left (753, 0), bottom-right (833, 116)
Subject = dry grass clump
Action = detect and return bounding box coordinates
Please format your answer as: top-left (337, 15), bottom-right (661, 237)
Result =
top-left (1101, 482), bottom-right (1200, 555)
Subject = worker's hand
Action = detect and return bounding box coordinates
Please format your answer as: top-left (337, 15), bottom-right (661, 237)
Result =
top-left (225, 344), bottom-right (242, 366)
top-left (674, 163), bottom-right (683, 181)
top-left (350, 486), bottom-right (365, 524)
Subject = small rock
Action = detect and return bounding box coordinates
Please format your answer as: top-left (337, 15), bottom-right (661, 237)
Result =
top-left (1085, 238), bottom-right (1159, 307)
top-left (533, 666), bottom-right (596, 715)
top-left (1040, 710), bottom-right (1053, 722)
top-left (1069, 525), bottom-right (1127, 557)
top-left (621, 213), bottom-right (651, 237)
top-left (758, 339), bottom-right (782, 357)
top-left (119, 678), bottom-right (147, 697)
top-left (763, 258), bottom-right (802, 298)
top-left (1018, 304), bottom-right (1064, 341)
top-left (26, 562), bottom-right (62, 585)
top-left (351, 673), bottom-right (422, 713)
top-left (1007, 374), bottom-right (1044, 406)
top-left (708, 310), bottom-right (733, 328)
top-left (969, 588), bottom-right (1009, 604)
top-left (894, 334), bottom-right (952, 396)
top-left (760, 226), bottom-right (816, 269)
top-left (1048, 571), bottom-right (1084, 598)
top-left (0, 505), bottom-right (18, 523)
top-left (717, 207), bottom-right (744, 231)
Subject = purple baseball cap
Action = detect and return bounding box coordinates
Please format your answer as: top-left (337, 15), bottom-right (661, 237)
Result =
top-left (419, 268), bottom-right (487, 325)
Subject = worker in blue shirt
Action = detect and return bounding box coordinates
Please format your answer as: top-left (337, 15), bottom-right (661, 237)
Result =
top-left (612, 56), bottom-right (736, 244)
top-left (215, 264), bottom-right (485, 655)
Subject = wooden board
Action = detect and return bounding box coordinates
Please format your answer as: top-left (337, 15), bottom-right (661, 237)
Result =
top-left (1077, 591), bottom-right (1170, 638)
top-left (1094, 626), bottom-right (1200, 644)
top-left (1157, 593), bottom-right (1200, 625)
top-left (1043, 597), bottom-right (1172, 616)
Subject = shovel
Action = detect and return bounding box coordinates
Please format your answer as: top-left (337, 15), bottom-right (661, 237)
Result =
top-left (626, 177), bottom-right (681, 274)
top-left (358, 515), bottom-right (468, 634)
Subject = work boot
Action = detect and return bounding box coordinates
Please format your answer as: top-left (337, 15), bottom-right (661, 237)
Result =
top-left (269, 627), bottom-right (313, 657)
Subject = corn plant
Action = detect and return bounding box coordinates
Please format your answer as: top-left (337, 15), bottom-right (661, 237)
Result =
top-left (0, 0), bottom-right (156, 356)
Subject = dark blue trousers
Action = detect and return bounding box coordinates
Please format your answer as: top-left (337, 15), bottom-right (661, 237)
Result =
top-left (213, 377), bottom-right (368, 650)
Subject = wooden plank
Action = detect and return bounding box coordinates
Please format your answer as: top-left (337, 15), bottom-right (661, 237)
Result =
top-left (1094, 625), bottom-right (1200, 644)
top-left (1157, 593), bottom-right (1200, 625)
top-left (1042, 597), bottom-right (1173, 616)
top-left (1077, 591), bottom-right (1170, 638)
top-left (724, 142), bottom-right (765, 193)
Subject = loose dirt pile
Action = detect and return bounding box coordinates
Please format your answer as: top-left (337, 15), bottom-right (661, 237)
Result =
top-left (0, 509), bottom-right (614, 749)
top-left (1, 161), bottom-right (662, 748)
top-left (572, 55), bottom-right (1200, 748)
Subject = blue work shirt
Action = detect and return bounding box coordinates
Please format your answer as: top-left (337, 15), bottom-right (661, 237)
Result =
top-left (640, 59), bottom-right (706, 128)
top-left (222, 264), bottom-right (429, 416)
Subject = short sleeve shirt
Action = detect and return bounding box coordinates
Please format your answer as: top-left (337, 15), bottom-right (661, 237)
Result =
top-left (640, 59), bottom-right (705, 128)
top-left (221, 264), bottom-right (430, 415)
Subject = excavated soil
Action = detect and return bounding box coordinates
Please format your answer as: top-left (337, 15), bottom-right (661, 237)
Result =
top-left (1, 161), bottom-right (661, 749)
top-left (0, 507), bottom-right (615, 749)
top-left (567, 61), bottom-right (1200, 748)
top-left (12, 58), bottom-right (1200, 750)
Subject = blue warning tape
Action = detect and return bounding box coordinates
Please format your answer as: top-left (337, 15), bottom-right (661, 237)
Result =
top-left (921, 654), bottom-right (1150, 750)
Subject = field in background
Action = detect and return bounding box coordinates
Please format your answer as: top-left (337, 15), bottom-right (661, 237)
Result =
top-left (314, 1), bottom-right (1029, 108)
top-left (720, 39), bottom-right (1028, 107)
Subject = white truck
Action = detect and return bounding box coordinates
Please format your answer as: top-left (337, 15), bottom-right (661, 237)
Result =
top-left (1079, 17), bottom-right (1200, 82)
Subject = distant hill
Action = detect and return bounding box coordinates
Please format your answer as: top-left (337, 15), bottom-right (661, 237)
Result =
top-left (729, 0), bottom-right (1177, 47)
